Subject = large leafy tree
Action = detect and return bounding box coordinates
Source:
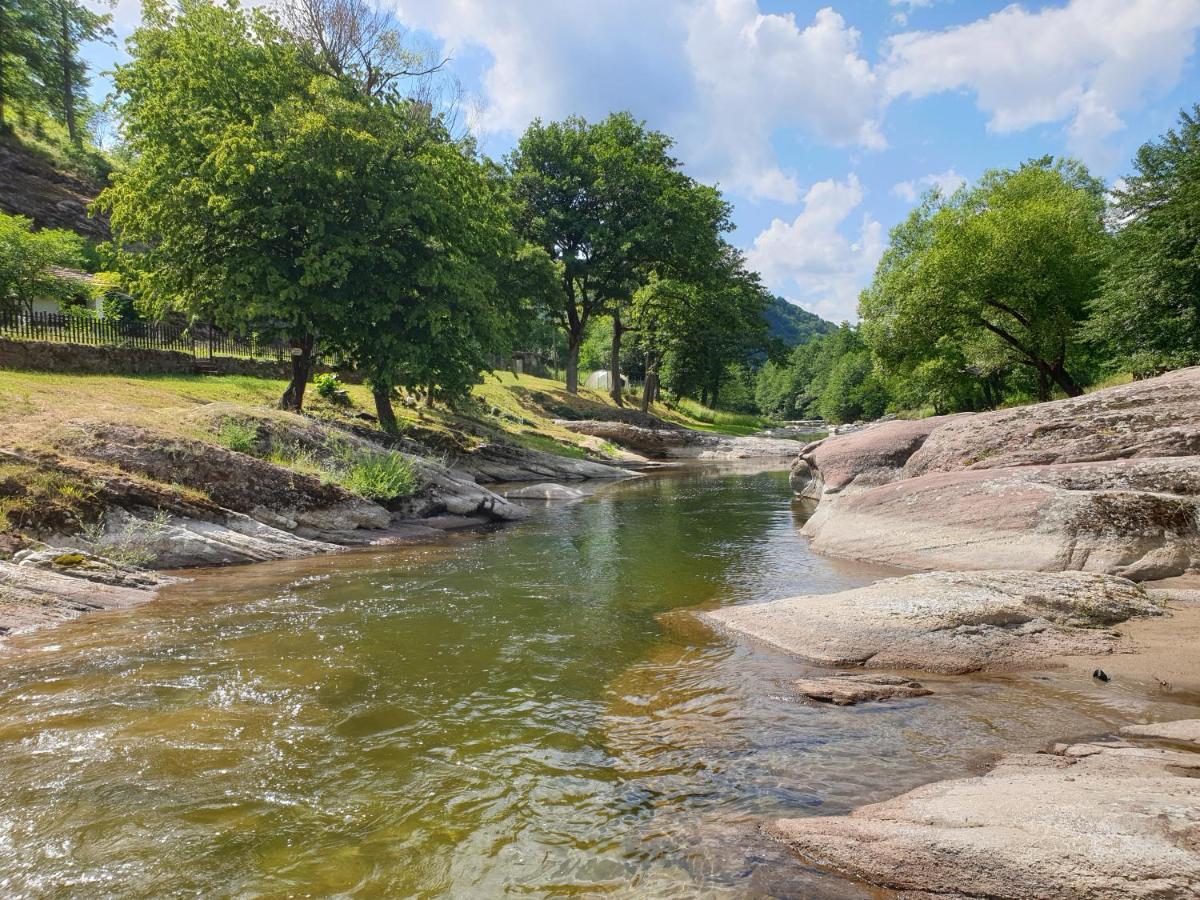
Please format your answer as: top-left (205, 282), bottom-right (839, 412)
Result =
top-left (101, 0), bottom-right (333, 409)
top-left (860, 158), bottom-right (1108, 401)
top-left (507, 112), bottom-right (724, 397)
top-left (1087, 105), bottom-right (1200, 373)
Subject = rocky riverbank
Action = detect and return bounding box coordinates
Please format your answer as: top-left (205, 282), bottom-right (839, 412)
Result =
top-left (0, 396), bottom-right (641, 637)
top-left (706, 367), bottom-right (1200, 897)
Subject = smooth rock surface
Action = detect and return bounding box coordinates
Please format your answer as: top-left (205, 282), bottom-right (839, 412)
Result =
top-left (794, 368), bottom-right (1200, 580)
top-left (0, 559), bottom-right (170, 636)
top-left (769, 740), bottom-right (1200, 899)
top-left (1121, 719), bottom-right (1200, 745)
top-left (559, 420), bottom-right (801, 460)
top-left (791, 672), bottom-right (932, 705)
top-left (704, 570), bottom-right (1162, 674)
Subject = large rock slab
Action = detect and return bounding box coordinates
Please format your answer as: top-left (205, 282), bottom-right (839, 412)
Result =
top-left (904, 366), bottom-right (1200, 477)
top-left (768, 740), bottom-right (1200, 899)
top-left (793, 368), bottom-right (1200, 580)
top-left (802, 458), bottom-right (1200, 581)
top-left (703, 570), bottom-right (1161, 675)
top-left (0, 559), bottom-right (169, 636)
top-left (560, 420), bottom-right (800, 460)
top-left (791, 672), bottom-right (932, 705)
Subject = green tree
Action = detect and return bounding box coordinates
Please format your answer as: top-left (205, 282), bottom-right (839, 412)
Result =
top-left (0, 210), bottom-right (86, 314)
top-left (99, 0), bottom-right (319, 408)
top-left (0, 0), bottom-right (53, 131)
top-left (860, 159), bottom-right (1107, 401)
top-left (45, 0), bottom-right (113, 143)
top-left (1087, 105), bottom-right (1200, 374)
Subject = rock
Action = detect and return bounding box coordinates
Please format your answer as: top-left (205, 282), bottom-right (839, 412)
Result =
top-left (801, 457), bottom-right (1200, 580)
top-left (792, 415), bottom-right (964, 499)
top-left (768, 740), bottom-right (1200, 899)
top-left (0, 559), bottom-right (166, 636)
top-left (13, 547), bottom-right (181, 589)
top-left (559, 420), bottom-right (801, 460)
top-left (505, 483), bottom-right (585, 501)
top-left (791, 672), bottom-right (932, 705)
top-left (456, 441), bottom-right (634, 483)
top-left (1121, 719), bottom-right (1200, 745)
top-left (703, 570), bottom-right (1162, 675)
top-left (793, 369), bottom-right (1200, 581)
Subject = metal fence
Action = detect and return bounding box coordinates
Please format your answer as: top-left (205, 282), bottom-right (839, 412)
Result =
top-left (0, 311), bottom-right (289, 362)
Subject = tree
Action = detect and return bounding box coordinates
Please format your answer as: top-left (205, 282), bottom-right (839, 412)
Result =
top-left (507, 113), bottom-right (725, 397)
top-left (0, 0), bottom-right (52, 132)
top-left (278, 0), bottom-right (445, 102)
top-left (0, 211), bottom-right (87, 314)
top-left (46, 0), bottom-right (112, 143)
top-left (860, 158), bottom-right (1108, 401)
top-left (1087, 104), bottom-right (1200, 374)
top-left (99, 0), bottom-right (317, 408)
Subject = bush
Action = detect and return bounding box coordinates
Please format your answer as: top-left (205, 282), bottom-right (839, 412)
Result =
top-left (216, 419), bottom-right (259, 455)
top-left (340, 451), bottom-right (418, 500)
top-left (314, 372), bottom-right (351, 407)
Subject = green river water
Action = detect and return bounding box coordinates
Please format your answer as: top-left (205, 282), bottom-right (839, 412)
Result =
top-left (0, 466), bottom-right (1194, 898)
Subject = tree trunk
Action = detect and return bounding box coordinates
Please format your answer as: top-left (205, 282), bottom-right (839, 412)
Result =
top-left (370, 382), bottom-right (398, 433)
top-left (1048, 361), bottom-right (1083, 398)
top-left (640, 350), bottom-right (657, 413)
top-left (279, 333), bottom-right (314, 411)
top-left (608, 312), bottom-right (624, 406)
top-left (59, 7), bottom-right (76, 144)
top-left (425, 383), bottom-right (435, 408)
top-left (1035, 366), bottom-right (1051, 402)
top-left (565, 331), bottom-right (581, 394)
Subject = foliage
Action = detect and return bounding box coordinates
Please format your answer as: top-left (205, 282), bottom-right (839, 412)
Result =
top-left (762, 295), bottom-right (834, 349)
top-left (859, 157), bottom-right (1108, 403)
top-left (338, 450), bottom-right (418, 500)
top-left (0, 210), bottom-right (87, 313)
top-left (216, 418), bottom-right (259, 455)
top-left (314, 372), bottom-right (344, 401)
top-left (1086, 104), bottom-right (1200, 371)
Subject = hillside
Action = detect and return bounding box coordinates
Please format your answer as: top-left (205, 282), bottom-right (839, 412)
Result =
top-left (764, 295), bottom-right (834, 347)
top-left (0, 133), bottom-right (111, 241)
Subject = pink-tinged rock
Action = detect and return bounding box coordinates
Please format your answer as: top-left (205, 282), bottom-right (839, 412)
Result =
top-left (801, 458), bottom-right (1200, 580)
top-left (904, 366), bottom-right (1200, 477)
top-left (768, 740), bottom-right (1200, 899)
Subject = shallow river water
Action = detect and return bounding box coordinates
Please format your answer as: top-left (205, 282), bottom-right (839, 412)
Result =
top-left (0, 466), bottom-right (1195, 898)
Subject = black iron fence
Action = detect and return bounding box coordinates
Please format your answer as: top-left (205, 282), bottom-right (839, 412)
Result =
top-left (0, 311), bottom-right (289, 362)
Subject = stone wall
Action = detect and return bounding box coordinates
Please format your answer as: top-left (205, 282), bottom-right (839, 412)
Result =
top-left (0, 339), bottom-right (292, 378)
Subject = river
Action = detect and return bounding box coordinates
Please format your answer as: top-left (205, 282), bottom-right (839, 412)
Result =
top-left (0, 466), bottom-right (1193, 898)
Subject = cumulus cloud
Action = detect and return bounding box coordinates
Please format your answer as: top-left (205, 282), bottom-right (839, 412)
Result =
top-left (891, 168), bottom-right (965, 202)
top-left (682, 1), bottom-right (884, 201)
top-left (395, 0), bottom-right (886, 202)
top-left (746, 174), bottom-right (884, 322)
top-left (883, 0), bottom-right (1200, 163)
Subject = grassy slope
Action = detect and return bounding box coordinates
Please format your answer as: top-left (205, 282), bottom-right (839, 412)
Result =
top-left (0, 368), bottom-right (747, 538)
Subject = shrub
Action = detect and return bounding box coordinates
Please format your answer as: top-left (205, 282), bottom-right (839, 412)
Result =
top-left (314, 372), bottom-right (349, 405)
top-left (340, 451), bottom-right (418, 500)
top-left (216, 419), bottom-right (260, 455)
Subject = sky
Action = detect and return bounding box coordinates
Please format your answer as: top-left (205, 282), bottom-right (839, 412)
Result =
top-left (85, 0), bottom-right (1200, 323)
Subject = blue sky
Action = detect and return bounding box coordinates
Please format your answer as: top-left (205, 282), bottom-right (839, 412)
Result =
top-left (85, 0), bottom-right (1200, 322)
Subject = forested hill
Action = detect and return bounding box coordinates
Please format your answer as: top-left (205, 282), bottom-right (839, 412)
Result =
top-left (763, 296), bottom-right (835, 347)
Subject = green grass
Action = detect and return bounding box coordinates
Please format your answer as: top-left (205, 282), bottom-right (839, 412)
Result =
top-left (665, 398), bottom-right (773, 435)
top-left (215, 418), bottom-right (259, 454)
top-left (338, 450), bottom-right (418, 500)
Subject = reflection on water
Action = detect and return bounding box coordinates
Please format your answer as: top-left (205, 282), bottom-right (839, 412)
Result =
top-left (0, 469), bottom-right (1194, 898)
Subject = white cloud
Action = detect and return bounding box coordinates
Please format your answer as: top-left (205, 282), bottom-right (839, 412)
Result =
top-left (891, 168), bottom-right (965, 202)
top-left (746, 174), bottom-right (884, 322)
top-left (884, 0), bottom-right (1200, 164)
top-left (395, 0), bottom-right (886, 203)
top-left (682, 2), bottom-right (885, 201)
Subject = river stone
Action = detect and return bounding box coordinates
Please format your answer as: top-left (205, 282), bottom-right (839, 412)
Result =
top-left (0, 559), bottom-right (165, 635)
top-left (12, 547), bottom-right (179, 589)
top-left (558, 420), bottom-right (800, 460)
top-left (1121, 719), bottom-right (1200, 745)
top-left (703, 570), bottom-right (1161, 675)
top-left (791, 672), bottom-right (932, 705)
top-left (506, 483), bottom-right (585, 501)
top-left (768, 740), bottom-right (1200, 899)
